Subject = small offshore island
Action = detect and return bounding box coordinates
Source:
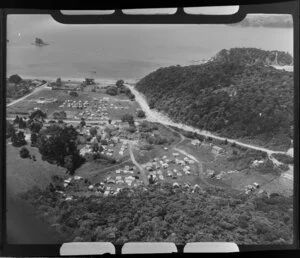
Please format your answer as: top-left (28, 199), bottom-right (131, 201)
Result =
top-left (6, 47), bottom-right (294, 245)
top-left (32, 37), bottom-right (49, 46)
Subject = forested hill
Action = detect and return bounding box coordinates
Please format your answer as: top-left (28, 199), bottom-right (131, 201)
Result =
top-left (136, 48), bottom-right (293, 150)
top-left (211, 48), bottom-right (293, 66)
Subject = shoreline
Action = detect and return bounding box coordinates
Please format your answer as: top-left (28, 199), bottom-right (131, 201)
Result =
top-left (18, 74), bottom-right (138, 85)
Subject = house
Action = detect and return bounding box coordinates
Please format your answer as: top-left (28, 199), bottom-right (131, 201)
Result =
top-left (212, 145), bottom-right (223, 155)
top-left (207, 169), bottom-right (215, 178)
top-left (184, 165), bottom-right (191, 170)
top-left (173, 182), bottom-right (180, 188)
top-left (191, 139), bottom-right (201, 146)
top-left (104, 191), bottom-right (110, 197)
top-left (183, 183), bottom-right (190, 189)
top-left (251, 160), bottom-right (264, 168)
top-left (79, 145), bottom-right (92, 156)
top-left (253, 182), bottom-right (260, 188)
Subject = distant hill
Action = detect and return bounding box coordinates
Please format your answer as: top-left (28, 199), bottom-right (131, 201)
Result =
top-left (212, 48), bottom-right (293, 66)
top-left (136, 48), bottom-right (293, 150)
top-left (231, 14), bottom-right (293, 28)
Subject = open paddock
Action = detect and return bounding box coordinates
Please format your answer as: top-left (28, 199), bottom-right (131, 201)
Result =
top-left (7, 87), bottom-right (142, 121)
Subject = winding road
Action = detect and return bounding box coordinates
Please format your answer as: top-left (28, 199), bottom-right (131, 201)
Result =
top-left (126, 84), bottom-right (293, 158)
top-left (126, 83), bottom-right (294, 183)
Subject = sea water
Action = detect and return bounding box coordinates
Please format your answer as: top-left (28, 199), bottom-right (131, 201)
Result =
top-left (7, 15), bottom-right (293, 81)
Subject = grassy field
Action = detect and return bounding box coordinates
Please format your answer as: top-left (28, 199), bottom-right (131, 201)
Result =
top-left (7, 87), bottom-right (141, 121)
top-left (6, 143), bottom-right (66, 198)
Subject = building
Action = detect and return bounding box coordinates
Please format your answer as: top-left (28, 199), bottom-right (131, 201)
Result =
top-left (211, 145), bottom-right (223, 155)
top-left (191, 139), bottom-right (201, 146)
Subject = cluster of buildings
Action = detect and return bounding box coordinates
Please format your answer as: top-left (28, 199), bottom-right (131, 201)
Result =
top-left (142, 153), bottom-right (196, 183)
top-left (94, 165), bottom-right (144, 190)
top-left (58, 96), bottom-right (131, 121)
top-left (59, 99), bottom-right (89, 109)
top-left (245, 182), bottom-right (260, 194)
top-left (190, 139), bottom-right (224, 155)
top-left (59, 168), bottom-right (205, 201)
top-left (250, 159), bottom-right (265, 168)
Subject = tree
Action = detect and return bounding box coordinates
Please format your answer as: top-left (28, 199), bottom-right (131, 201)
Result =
top-left (149, 99), bottom-right (155, 109)
top-left (13, 115), bottom-right (20, 125)
top-left (80, 118), bottom-right (86, 128)
top-left (69, 91), bottom-right (78, 97)
top-left (53, 111), bottom-right (67, 120)
top-left (28, 119), bottom-right (43, 133)
top-left (11, 131), bottom-right (27, 147)
top-left (98, 145), bottom-right (104, 153)
top-left (6, 121), bottom-right (15, 138)
top-left (91, 142), bottom-right (99, 152)
top-left (116, 80), bottom-right (124, 88)
top-left (37, 124), bottom-right (85, 174)
top-left (31, 132), bottom-right (38, 146)
top-left (100, 139), bottom-right (108, 145)
top-left (121, 114), bottom-right (135, 126)
top-left (56, 78), bottom-right (62, 87)
top-left (128, 92), bottom-right (135, 100)
top-left (127, 126), bottom-right (136, 133)
top-left (106, 86), bottom-right (118, 96)
top-left (18, 117), bottom-right (27, 129)
top-left (137, 110), bottom-right (146, 118)
top-left (89, 127), bottom-right (98, 137)
top-left (8, 74), bottom-right (22, 84)
top-left (64, 155), bottom-right (80, 175)
top-left (19, 147), bottom-right (30, 159)
top-left (29, 109), bottom-right (47, 120)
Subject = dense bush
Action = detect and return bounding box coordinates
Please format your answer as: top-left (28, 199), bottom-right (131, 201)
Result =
top-left (8, 74), bottom-right (22, 84)
top-left (53, 111), bottom-right (67, 120)
top-left (136, 48), bottom-right (293, 149)
top-left (137, 110), bottom-right (146, 118)
top-left (21, 183), bottom-right (293, 245)
top-left (69, 91), bottom-right (79, 97)
top-left (106, 86), bottom-right (118, 96)
top-left (37, 123), bottom-right (85, 174)
top-left (271, 153), bottom-right (293, 165)
top-left (19, 147), bottom-right (30, 159)
top-left (11, 131), bottom-right (27, 147)
top-left (121, 114), bottom-right (135, 126)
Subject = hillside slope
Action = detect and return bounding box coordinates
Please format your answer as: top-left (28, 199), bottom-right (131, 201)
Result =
top-left (136, 48), bottom-right (293, 150)
top-left (21, 183), bottom-right (293, 245)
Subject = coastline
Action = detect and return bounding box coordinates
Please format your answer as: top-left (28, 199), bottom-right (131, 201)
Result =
top-left (18, 74), bottom-right (138, 85)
